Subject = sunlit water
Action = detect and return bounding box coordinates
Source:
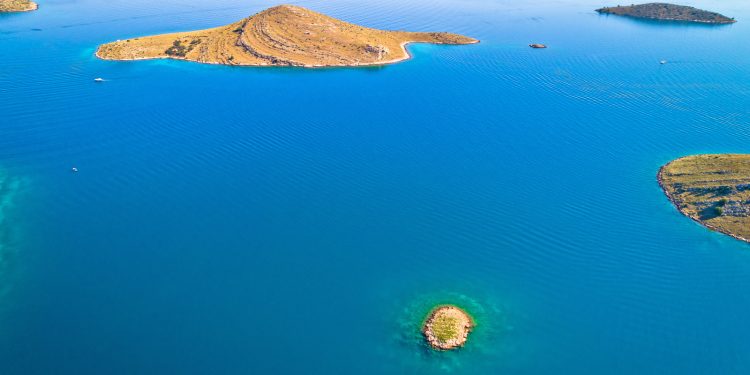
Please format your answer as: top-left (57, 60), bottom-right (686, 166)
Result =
top-left (1, 0), bottom-right (749, 373)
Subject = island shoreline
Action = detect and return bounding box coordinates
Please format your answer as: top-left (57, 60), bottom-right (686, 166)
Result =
top-left (421, 304), bottom-right (475, 351)
top-left (94, 39), bottom-right (480, 68)
top-left (657, 157), bottom-right (750, 244)
top-left (599, 14), bottom-right (736, 25)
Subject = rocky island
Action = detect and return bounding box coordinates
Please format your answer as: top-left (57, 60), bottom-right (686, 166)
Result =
top-left (422, 305), bottom-right (474, 350)
top-left (596, 3), bottom-right (736, 24)
top-left (96, 5), bottom-right (478, 67)
top-left (0, 0), bottom-right (38, 12)
top-left (658, 154), bottom-right (750, 243)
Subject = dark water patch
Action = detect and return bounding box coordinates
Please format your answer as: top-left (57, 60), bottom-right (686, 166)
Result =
top-left (0, 170), bottom-right (25, 314)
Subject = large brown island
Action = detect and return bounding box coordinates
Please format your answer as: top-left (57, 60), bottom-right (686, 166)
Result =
top-left (96, 5), bottom-right (478, 68)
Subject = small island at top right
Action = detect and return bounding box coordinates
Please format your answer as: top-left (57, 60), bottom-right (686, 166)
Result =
top-left (596, 3), bottom-right (736, 24)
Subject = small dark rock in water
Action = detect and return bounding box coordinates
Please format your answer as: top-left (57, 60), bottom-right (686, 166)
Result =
top-left (529, 44), bottom-right (547, 49)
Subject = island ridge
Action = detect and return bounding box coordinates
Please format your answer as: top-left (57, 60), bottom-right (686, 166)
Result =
top-left (596, 3), bottom-right (736, 24)
top-left (422, 305), bottom-right (474, 350)
top-left (0, 0), bottom-right (37, 12)
top-left (658, 154), bottom-right (750, 243)
top-left (96, 5), bottom-right (478, 67)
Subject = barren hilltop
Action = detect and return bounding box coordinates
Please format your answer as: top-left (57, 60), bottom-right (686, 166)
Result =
top-left (658, 154), bottom-right (750, 243)
top-left (596, 3), bottom-right (736, 24)
top-left (96, 5), bottom-right (478, 67)
top-left (0, 0), bottom-right (38, 12)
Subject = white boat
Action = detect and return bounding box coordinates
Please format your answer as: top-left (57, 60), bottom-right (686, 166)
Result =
top-left (94, 78), bottom-right (105, 82)
top-left (660, 60), bottom-right (668, 65)
top-left (71, 167), bottom-right (79, 173)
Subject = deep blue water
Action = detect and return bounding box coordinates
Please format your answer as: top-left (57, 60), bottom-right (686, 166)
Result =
top-left (1, 0), bottom-right (750, 373)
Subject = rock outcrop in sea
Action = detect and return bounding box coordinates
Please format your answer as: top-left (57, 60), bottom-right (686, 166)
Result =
top-left (422, 305), bottom-right (474, 350)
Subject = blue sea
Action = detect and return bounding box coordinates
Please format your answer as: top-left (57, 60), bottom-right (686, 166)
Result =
top-left (1, 0), bottom-right (750, 373)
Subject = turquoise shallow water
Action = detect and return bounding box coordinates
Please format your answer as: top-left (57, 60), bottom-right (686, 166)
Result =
top-left (1, 0), bottom-right (750, 373)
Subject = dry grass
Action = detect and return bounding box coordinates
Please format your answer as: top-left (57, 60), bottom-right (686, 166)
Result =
top-left (96, 5), bottom-right (478, 67)
top-left (659, 154), bottom-right (750, 242)
top-left (0, 0), bottom-right (37, 12)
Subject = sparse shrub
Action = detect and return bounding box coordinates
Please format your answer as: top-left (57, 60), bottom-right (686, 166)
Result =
top-left (164, 39), bottom-right (200, 57)
top-left (165, 40), bottom-right (187, 56)
top-left (715, 207), bottom-right (724, 216)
